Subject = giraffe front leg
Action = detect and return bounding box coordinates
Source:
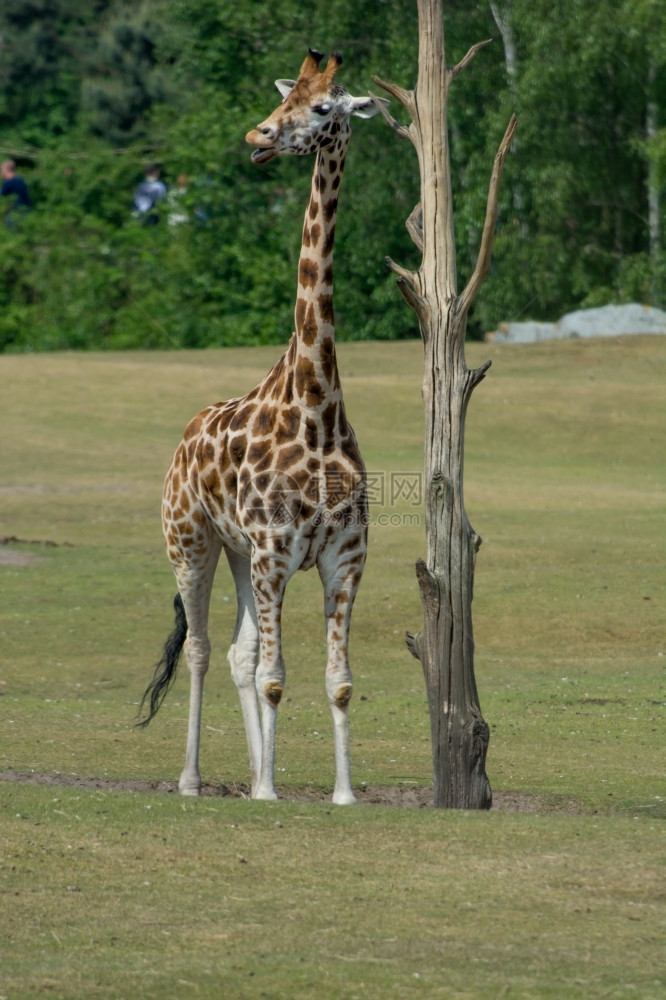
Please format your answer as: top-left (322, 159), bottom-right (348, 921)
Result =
top-left (319, 533), bottom-right (367, 806)
top-left (254, 670), bottom-right (282, 802)
top-left (254, 644), bottom-right (284, 801)
top-left (225, 548), bottom-right (262, 796)
top-left (250, 552), bottom-right (291, 802)
top-left (329, 681), bottom-right (356, 806)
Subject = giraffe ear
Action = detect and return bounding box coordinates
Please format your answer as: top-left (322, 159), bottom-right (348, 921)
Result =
top-left (275, 79), bottom-right (297, 100)
top-left (349, 95), bottom-right (389, 119)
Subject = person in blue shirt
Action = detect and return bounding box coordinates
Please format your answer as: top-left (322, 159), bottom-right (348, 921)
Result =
top-left (132, 163), bottom-right (167, 225)
top-left (1, 160), bottom-right (30, 227)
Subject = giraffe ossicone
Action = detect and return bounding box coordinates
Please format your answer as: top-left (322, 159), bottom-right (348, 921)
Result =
top-left (139, 50), bottom-right (384, 805)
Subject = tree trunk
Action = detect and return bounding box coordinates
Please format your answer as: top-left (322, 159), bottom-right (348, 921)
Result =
top-left (646, 57), bottom-right (661, 305)
top-left (490, 0), bottom-right (523, 216)
top-left (490, 1), bottom-right (518, 83)
top-left (373, 0), bottom-right (516, 808)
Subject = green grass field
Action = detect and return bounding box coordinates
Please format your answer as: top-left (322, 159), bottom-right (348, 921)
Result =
top-left (1, 336), bottom-right (664, 999)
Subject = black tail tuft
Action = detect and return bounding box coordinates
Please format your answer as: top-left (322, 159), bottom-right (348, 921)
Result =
top-left (136, 593), bottom-right (188, 728)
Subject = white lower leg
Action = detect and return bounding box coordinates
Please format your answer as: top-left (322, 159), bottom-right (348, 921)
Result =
top-left (179, 640), bottom-right (209, 795)
top-left (226, 550), bottom-right (264, 795)
top-left (330, 697), bottom-right (356, 805)
top-left (237, 682), bottom-right (263, 795)
top-left (228, 637), bottom-right (262, 795)
top-left (254, 690), bottom-right (279, 801)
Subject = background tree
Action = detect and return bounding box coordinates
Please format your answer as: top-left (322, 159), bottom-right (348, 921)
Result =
top-left (81, 1), bottom-right (176, 145)
top-left (0, 0), bottom-right (114, 145)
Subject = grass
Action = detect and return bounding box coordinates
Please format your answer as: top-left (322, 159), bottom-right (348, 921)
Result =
top-left (1, 335), bottom-right (664, 998)
top-left (2, 785), bottom-right (663, 1000)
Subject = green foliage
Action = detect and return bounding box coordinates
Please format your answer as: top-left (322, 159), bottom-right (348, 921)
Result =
top-left (0, 0), bottom-right (115, 144)
top-left (81, 1), bottom-right (177, 143)
top-left (0, 0), bottom-right (664, 350)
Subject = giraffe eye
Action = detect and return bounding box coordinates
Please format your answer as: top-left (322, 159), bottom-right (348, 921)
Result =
top-left (312, 104), bottom-right (331, 116)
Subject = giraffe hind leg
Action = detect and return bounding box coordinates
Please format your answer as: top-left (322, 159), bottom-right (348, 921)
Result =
top-left (164, 513), bottom-right (222, 795)
top-left (250, 543), bottom-right (303, 802)
top-left (318, 531), bottom-right (367, 805)
top-left (225, 548), bottom-right (262, 796)
top-left (178, 557), bottom-right (222, 794)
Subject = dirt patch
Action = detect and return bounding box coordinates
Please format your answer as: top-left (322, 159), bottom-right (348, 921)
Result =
top-left (0, 535), bottom-right (73, 566)
top-left (0, 769), bottom-right (583, 813)
top-left (0, 549), bottom-right (44, 566)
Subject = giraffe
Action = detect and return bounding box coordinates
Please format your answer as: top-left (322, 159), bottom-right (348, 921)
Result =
top-left (138, 50), bottom-right (384, 804)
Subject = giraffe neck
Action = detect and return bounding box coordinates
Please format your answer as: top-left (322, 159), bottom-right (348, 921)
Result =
top-left (290, 125), bottom-right (350, 408)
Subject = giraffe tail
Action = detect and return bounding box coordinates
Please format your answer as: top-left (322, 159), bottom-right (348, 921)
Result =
top-left (136, 593), bottom-right (188, 727)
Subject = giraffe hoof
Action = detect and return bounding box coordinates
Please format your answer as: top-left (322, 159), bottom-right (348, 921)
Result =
top-left (332, 789), bottom-right (357, 805)
top-left (253, 786), bottom-right (278, 802)
top-left (179, 777), bottom-right (202, 796)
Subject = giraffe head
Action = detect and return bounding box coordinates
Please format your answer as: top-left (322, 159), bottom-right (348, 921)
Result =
top-left (246, 50), bottom-right (385, 164)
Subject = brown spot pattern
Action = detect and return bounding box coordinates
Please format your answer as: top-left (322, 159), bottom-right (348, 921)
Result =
top-left (254, 404), bottom-right (276, 435)
top-left (318, 293), bottom-right (334, 325)
top-left (321, 402), bottom-right (338, 453)
top-left (322, 227), bottom-right (335, 257)
top-left (278, 443), bottom-right (305, 468)
top-left (247, 439), bottom-right (273, 470)
top-left (304, 417), bottom-right (318, 449)
top-left (319, 338), bottom-right (337, 384)
top-left (298, 302), bottom-right (319, 346)
top-left (184, 415), bottom-right (202, 440)
top-left (299, 258), bottom-right (318, 289)
top-left (295, 356), bottom-right (324, 407)
top-left (283, 370), bottom-right (294, 404)
top-left (324, 198), bottom-right (338, 222)
top-left (275, 407), bottom-right (300, 445)
top-left (230, 435), bottom-right (247, 463)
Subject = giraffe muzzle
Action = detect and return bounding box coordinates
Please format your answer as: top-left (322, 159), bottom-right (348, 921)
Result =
top-left (246, 126), bottom-right (279, 164)
top-left (250, 146), bottom-right (278, 165)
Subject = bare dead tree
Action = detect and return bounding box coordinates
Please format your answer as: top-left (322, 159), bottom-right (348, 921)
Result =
top-left (372, 0), bottom-right (517, 808)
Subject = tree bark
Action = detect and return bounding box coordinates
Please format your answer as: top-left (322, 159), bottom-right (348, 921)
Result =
top-left (373, 0), bottom-right (516, 808)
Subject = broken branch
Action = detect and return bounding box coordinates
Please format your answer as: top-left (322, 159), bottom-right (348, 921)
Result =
top-left (406, 202), bottom-right (424, 253)
top-left (386, 256), bottom-right (417, 286)
top-left (366, 90), bottom-right (412, 141)
top-left (458, 113), bottom-right (517, 317)
top-left (396, 278), bottom-right (429, 324)
top-left (450, 39), bottom-right (493, 81)
top-left (466, 359), bottom-right (493, 393)
top-left (370, 75), bottom-right (416, 118)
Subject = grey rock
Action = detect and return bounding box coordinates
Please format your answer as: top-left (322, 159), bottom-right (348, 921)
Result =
top-left (487, 304), bottom-right (666, 343)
